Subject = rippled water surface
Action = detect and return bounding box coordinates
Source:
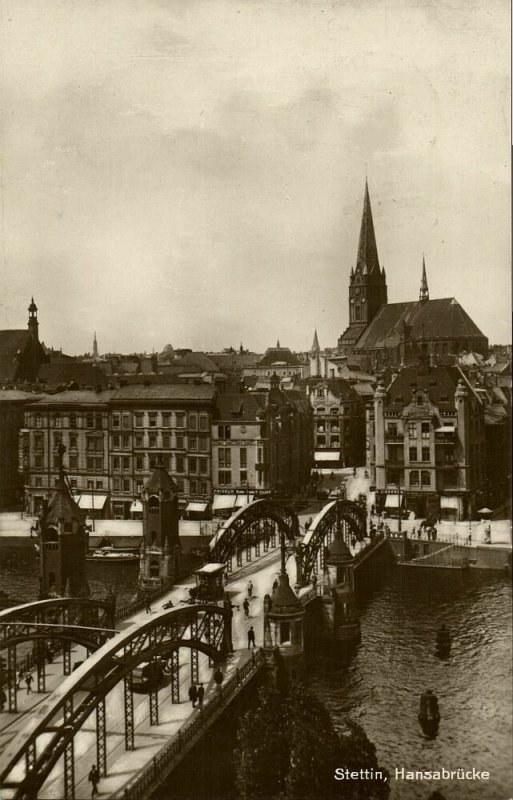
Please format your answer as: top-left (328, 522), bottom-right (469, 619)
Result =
top-left (311, 568), bottom-right (513, 800)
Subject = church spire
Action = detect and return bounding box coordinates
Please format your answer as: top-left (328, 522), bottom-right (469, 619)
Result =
top-left (419, 256), bottom-right (429, 303)
top-left (356, 179), bottom-right (380, 275)
top-left (92, 332), bottom-right (99, 358)
top-left (310, 328), bottom-right (320, 354)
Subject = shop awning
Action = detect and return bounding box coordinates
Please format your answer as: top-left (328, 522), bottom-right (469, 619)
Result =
top-left (435, 425), bottom-right (455, 433)
top-left (314, 451), bottom-right (340, 462)
top-left (212, 494), bottom-right (238, 511)
top-left (440, 496), bottom-right (459, 509)
top-left (78, 494), bottom-right (108, 510)
top-left (385, 494), bottom-right (401, 508)
top-left (130, 500), bottom-right (143, 513)
top-left (186, 501), bottom-right (209, 513)
top-left (234, 494), bottom-right (255, 508)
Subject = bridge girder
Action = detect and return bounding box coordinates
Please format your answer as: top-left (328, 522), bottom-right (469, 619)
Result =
top-left (296, 499), bottom-right (367, 586)
top-left (0, 604), bottom-right (231, 800)
top-left (209, 499), bottom-right (299, 564)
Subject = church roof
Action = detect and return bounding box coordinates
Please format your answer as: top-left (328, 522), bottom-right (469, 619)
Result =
top-left (354, 298), bottom-right (486, 351)
top-left (0, 330), bottom-right (31, 381)
top-left (356, 181), bottom-right (380, 276)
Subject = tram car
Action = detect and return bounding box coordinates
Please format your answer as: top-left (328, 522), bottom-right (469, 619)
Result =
top-left (189, 562), bottom-right (226, 603)
top-left (132, 658), bottom-right (170, 692)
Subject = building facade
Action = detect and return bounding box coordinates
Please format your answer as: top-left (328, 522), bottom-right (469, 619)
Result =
top-left (367, 361), bottom-right (486, 521)
top-left (302, 379), bottom-right (365, 470)
top-left (0, 390), bottom-right (45, 510)
top-left (21, 385), bottom-right (216, 518)
top-left (211, 380), bottom-right (312, 511)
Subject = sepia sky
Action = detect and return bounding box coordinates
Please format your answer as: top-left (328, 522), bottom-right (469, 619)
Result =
top-left (0, 0), bottom-right (510, 355)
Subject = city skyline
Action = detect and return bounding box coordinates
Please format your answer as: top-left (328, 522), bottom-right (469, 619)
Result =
top-left (0, 0), bottom-right (510, 355)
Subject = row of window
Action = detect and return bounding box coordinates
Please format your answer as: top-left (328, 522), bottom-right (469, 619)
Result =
top-left (112, 412), bottom-right (209, 430)
top-left (112, 433), bottom-right (209, 451)
top-left (31, 475), bottom-right (210, 496)
top-left (218, 448), bottom-right (247, 468)
top-left (113, 454), bottom-right (209, 474)
top-left (29, 411), bottom-right (211, 431)
top-left (218, 470), bottom-right (248, 486)
top-left (387, 422), bottom-right (431, 439)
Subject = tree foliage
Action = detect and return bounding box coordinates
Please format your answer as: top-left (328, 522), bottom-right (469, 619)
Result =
top-left (235, 684), bottom-right (389, 800)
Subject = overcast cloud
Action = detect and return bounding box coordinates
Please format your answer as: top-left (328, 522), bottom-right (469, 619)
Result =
top-left (0, 0), bottom-right (509, 354)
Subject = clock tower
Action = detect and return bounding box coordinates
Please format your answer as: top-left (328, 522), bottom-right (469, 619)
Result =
top-left (348, 180), bottom-right (388, 327)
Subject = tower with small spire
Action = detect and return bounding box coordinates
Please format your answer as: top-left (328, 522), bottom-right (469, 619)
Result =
top-left (27, 297), bottom-right (39, 342)
top-left (419, 256), bottom-right (429, 303)
top-left (139, 457), bottom-right (181, 591)
top-left (92, 332), bottom-right (99, 358)
top-left (38, 444), bottom-right (89, 598)
top-left (348, 180), bottom-right (388, 327)
top-left (309, 328), bottom-right (321, 377)
top-left (263, 532), bottom-right (305, 682)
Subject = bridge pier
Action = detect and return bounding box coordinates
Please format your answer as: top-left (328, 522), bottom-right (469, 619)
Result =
top-left (63, 698), bottom-right (75, 800)
top-left (124, 672), bottom-right (135, 751)
top-left (170, 650), bottom-right (180, 703)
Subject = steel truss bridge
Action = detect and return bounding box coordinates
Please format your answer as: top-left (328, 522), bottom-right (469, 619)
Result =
top-left (0, 598), bottom-right (115, 713)
top-left (296, 499), bottom-right (367, 585)
top-left (0, 603), bottom-right (233, 800)
top-left (209, 499), bottom-right (299, 567)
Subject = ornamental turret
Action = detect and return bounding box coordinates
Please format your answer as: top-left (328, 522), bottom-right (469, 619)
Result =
top-left (324, 520), bottom-right (360, 643)
top-left (139, 457), bottom-right (181, 592)
top-left (264, 532), bottom-right (305, 682)
top-left (38, 444), bottom-right (89, 598)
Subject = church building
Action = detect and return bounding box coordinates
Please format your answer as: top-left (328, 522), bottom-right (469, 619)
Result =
top-left (337, 183), bottom-right (488, 371)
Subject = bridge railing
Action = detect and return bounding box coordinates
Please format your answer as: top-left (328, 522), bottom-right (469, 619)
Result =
top-left (120, 650), bottom-right (265, 800)
top-left (353, 532), bottom-right (386, 567)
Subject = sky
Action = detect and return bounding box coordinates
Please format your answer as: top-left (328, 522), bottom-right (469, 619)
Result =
top-left (0, 0), bottom-right (510, 355)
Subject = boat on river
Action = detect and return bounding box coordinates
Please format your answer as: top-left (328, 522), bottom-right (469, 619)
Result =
top-left (86, 545), bottom-right (139, 563)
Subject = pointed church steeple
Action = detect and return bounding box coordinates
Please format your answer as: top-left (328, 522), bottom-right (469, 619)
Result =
top-left (419, 256), bottom-right (429, 303)
top-left (310, 329), bottom-right (320, 354)
top-left (92, 331), bottom-right (99, 358)
top-left (356, 180), bottom-right (380, 275)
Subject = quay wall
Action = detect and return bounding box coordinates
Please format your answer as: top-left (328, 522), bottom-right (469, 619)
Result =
top-left (388, 538), bottom-right (511, 572)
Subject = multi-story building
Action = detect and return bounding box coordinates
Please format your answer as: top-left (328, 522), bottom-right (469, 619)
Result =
top-left (21, 385), bottom-right (216, 518)
top-left (20, 390), bottom-right (112, 516)
top-left (211, 380), bottom-right (312, 512)
top-left (108, 384), bottom-right (215, 518)
top-left (302, 379), bottom-right (365, 471)
top-left (367, 359), bottom-right (486, 521)
top-left (0, 390), bottom-right (45, 510)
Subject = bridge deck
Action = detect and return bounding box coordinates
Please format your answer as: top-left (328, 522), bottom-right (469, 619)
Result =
top-left (0, 548), bottom-right (284, 799)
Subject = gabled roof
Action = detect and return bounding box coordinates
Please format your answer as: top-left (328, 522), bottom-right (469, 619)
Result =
top-left (214, 393), bottom-right (268, 421)
top-left (0, 330), bottom-right (31, 381)
top-left (36, 362), bottom-right (109, 388)
top-left (386, 364), bottom-right (477, 410)
top-left (44, 477), bottom-right (85, 526)
top-left (354, 298), bottom-right (486, 351)
top-left (112, 384), bottom-right (216, 403)
top-left (145, 465), bottom-right (178, 495)
top-left (257, 346), bottom-right (300, 367)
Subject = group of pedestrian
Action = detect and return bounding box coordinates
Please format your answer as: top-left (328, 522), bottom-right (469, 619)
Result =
top-left (188, 682), bottom-right (205, 709)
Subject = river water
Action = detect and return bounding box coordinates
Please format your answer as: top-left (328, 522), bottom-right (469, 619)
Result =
top-left (1, 543), bottom-right (511, 799)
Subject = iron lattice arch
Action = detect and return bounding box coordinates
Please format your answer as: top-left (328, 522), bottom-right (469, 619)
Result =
top-left (0, 603), bottom-right (232, 800)
top-left (0, 598), bottom-right (117, 714)
top-left (296, 499), bottom-right (367, 586)
top-left (209, 499), bottom-right (299, 567)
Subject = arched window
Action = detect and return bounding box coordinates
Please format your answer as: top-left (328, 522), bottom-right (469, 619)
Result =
top-left (150, 559), bottom-right (160, 577)
top-left (421, 470), bottom-right (431, 486)
top-left (148, 496), bottom-right (159, 515)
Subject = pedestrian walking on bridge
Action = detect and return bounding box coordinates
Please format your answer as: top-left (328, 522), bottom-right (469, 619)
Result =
top-left (197, 683), bottom-right (205, 708)
top-left (25, 673), bottom-right (33, 695)
top-left (88, 764), bottom-right (99, 798)
top-left (247, 626), bottom-right (256, 649)
top-left (188, 683), bottom-right (198, 708)
top-left (247, 580), bottom-right (253, 599)
top-left (243, 598), bottom-right (250, 618)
